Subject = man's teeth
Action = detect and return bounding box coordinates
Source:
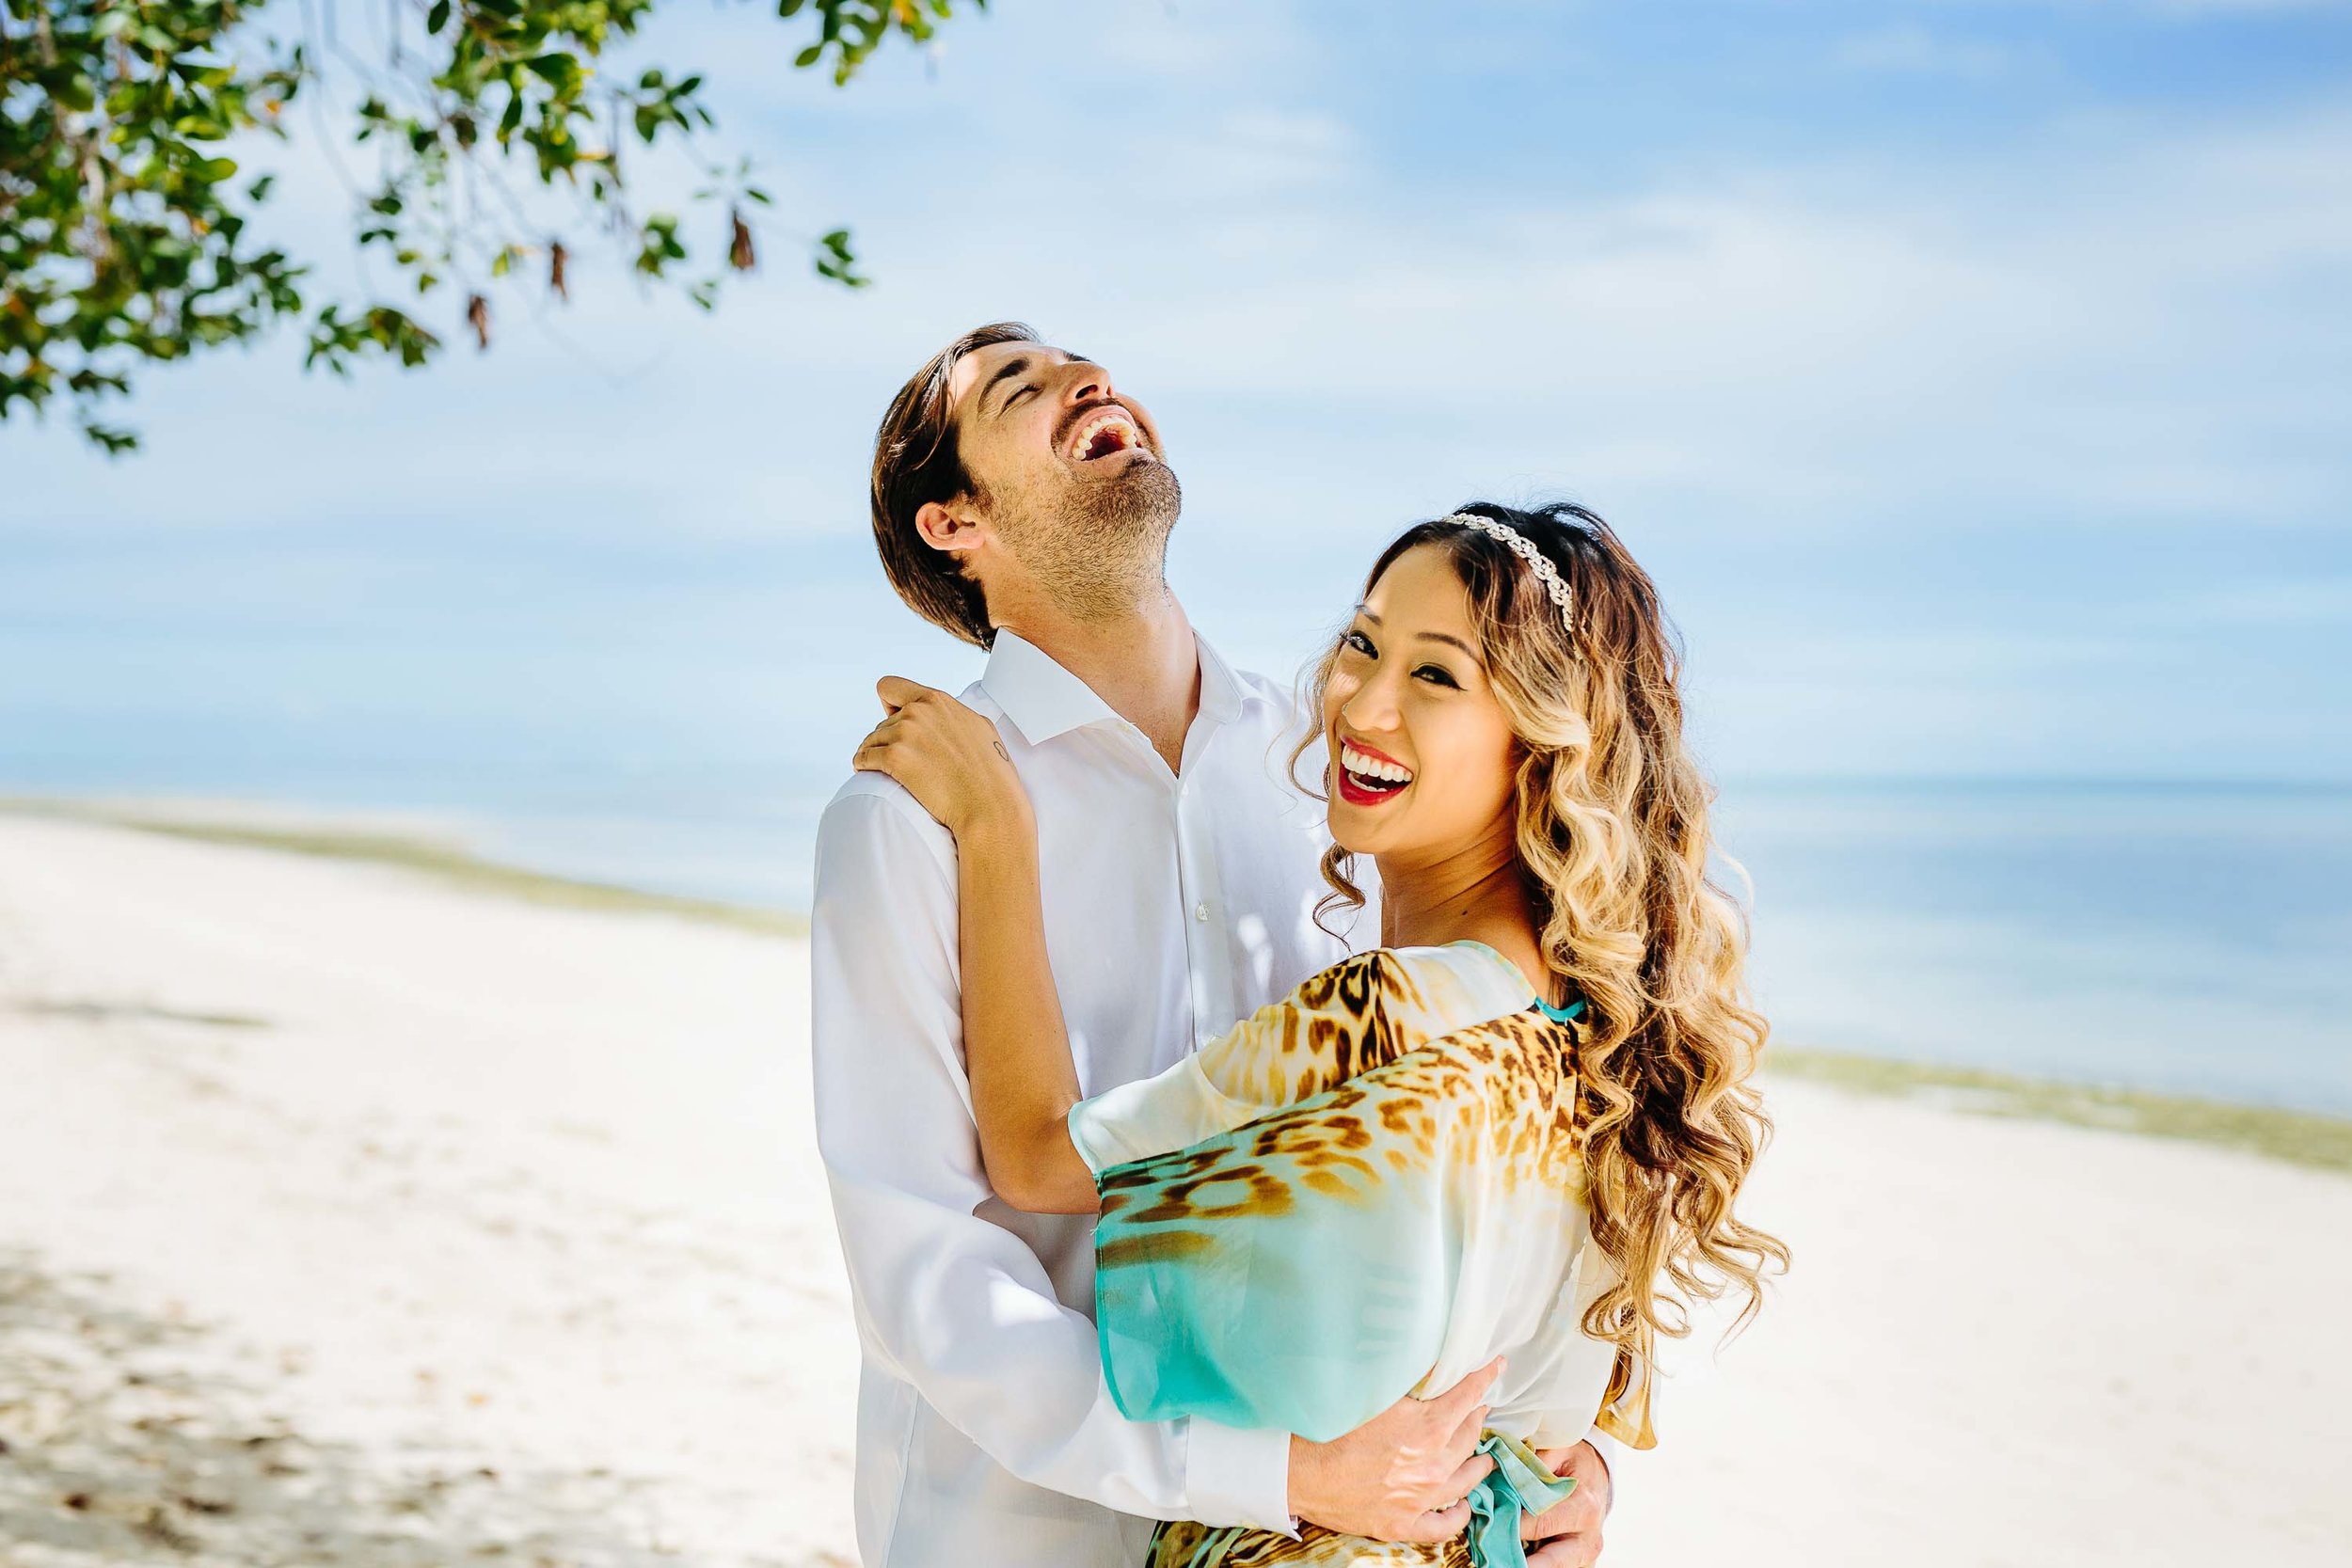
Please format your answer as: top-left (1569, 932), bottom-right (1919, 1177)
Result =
top-left (1072, 410), bottom-right (1136, 458)
top-left (1340, 743), bottom-right (1412, 785)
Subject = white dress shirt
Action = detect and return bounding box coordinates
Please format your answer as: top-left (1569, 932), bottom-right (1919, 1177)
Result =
top-left (810, 629), bottom-right (1620, 1568)
top-left (812, 630), bottom-right (1360, 1568)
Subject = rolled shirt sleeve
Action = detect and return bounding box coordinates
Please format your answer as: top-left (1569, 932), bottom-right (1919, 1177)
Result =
top-left (810, 786), bottom-right (1294, 1532)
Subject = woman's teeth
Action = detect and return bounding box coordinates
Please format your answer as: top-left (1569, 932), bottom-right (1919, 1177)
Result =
top-left (1339, 742), bottom-right (1412, 792)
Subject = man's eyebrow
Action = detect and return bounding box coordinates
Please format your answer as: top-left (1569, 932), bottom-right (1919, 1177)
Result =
top-left (978, 355), bottom-right (1033, 415)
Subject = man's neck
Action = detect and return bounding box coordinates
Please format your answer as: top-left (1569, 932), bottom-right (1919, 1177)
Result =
top-left (996, 589), bottom-right (1201, 771)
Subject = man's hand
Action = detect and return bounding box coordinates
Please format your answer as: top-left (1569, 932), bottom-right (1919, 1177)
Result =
top-left (1286, 1357), bottom-right (1504, 1544)
top-left (1521, 1440), bottom-right (1613, 1568)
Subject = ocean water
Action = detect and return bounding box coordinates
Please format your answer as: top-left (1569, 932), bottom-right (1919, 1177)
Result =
top-left (6, 758), bottom-right (2345, 1115)
top-left (1714, 781), bottom-right (2352, 1115)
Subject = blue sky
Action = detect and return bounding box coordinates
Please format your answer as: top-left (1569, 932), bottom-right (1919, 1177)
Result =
top-left (3, 0), bottom-right (2347, 815)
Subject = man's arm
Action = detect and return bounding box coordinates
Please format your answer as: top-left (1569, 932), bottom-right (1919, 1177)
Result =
top-left (811, 785), bottom-right (1292, 1526)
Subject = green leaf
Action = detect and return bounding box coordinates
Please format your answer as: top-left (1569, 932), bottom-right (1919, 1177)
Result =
top-left (1, 0), bottom-right (956, 455)
top-left (524, 54), bottom-right (583, 93)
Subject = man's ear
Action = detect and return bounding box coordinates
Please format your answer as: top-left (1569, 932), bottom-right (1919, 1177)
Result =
top-left (914, 498), bottom-right (988, 559)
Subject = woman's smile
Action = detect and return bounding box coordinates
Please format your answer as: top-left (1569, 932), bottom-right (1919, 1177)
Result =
top-left (1334, 736), bottom-right (1416, 807)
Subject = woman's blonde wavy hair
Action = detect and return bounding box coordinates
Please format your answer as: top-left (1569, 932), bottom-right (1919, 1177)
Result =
top-left (1292, 500), bottom-right (1788, 1365)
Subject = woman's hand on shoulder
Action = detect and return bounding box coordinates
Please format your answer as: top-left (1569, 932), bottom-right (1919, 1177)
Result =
top-left (852, 676), bottom-right (1035, 850)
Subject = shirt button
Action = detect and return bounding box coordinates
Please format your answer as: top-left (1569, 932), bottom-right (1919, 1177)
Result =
top-left (1195, 902), bottom-right (1210, 922)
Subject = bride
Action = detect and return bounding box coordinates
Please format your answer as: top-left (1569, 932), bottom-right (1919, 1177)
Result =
top-left (854, 500), bottom-right (1786, 1568)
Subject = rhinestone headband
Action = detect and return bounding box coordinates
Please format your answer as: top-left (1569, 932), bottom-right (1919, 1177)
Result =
top-left (1442, 512), bottom-right (1576, 633)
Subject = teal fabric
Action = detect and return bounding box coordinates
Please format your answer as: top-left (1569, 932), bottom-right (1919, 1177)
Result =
top-left (1535, 997), bottom-right (1585, 1023)
top-left (1469, 1431), bottom-right (1580, 1568)
top-left (1073, 944), bottom-right (1606, 1565)
top-left (1089, 1065), bottom-right (1456, 1443)
top-left (1086, 1041), bottom-right (1576, 1566)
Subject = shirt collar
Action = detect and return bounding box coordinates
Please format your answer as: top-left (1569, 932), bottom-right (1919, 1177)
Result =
top-left (980, 627), bottom-right (1249, 747)
top-left (1193, 630), bottom-right (1248, 729)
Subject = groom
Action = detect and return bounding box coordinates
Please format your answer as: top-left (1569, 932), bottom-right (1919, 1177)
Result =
top-left (811, 324), bottom-right (1618, 1568)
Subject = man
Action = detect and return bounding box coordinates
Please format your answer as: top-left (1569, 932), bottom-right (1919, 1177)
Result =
top-left (810, 323), bottom-right (1617, 1568)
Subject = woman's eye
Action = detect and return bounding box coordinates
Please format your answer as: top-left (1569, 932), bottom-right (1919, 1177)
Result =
top-left (1414, 664), bottom-right (1460, 688)
top-left (1341, 628), bottom-right (1375, 657)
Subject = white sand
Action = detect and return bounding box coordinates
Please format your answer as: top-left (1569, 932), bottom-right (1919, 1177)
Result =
top-left (0, 813), bottom-right (2344, 1567)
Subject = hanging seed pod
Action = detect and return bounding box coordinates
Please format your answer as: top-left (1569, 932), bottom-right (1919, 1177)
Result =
top-left (466, 293), bottom-right (490, 350)
top-left (729, 208), bottom-right (755, 272)
top-left (548, 242), bottom-right (569, 301)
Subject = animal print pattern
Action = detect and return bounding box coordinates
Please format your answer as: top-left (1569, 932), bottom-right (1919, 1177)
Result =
top-left (1093, 1004), bottom-right (1586, 1254)
top-left (1147, 1517), bottom-right (1482, 1568)
top-left (1066, 942), bottom-right (1656, 1568)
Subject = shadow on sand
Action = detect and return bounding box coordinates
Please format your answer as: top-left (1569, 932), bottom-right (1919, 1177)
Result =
top-left (0, 1249), bottom-right (751, 1567)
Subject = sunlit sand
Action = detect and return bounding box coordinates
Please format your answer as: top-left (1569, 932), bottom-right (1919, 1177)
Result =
top-left (1, 812), bottom-right (2343, 1566)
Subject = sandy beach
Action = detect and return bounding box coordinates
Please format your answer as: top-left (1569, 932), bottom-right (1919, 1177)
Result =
top-left (2, 810), bottom-right (2345, 1568)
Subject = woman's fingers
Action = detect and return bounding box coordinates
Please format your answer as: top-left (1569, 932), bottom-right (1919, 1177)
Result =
top-left (875, 673), bottom-right (938, 712)
top-left (851, 719), bottom-right (906, 774)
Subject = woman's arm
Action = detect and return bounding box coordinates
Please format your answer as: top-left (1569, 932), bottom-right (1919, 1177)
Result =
top-left (853, 676), bottom-right (1100, 1213)
top-left (953, 815), bottom-right (1100, 1212)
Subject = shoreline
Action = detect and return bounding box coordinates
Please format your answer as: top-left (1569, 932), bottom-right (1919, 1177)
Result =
top-left (1764, 1048), bottom-right (2352, 1174)
top-left (6, 796), bottom-right (2344, 1175)
top-left (0, 795), bottom-right (806, 939)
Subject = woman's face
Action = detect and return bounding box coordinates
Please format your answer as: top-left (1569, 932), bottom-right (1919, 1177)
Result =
top-left (1321, 542), bottom-right (1521, 863)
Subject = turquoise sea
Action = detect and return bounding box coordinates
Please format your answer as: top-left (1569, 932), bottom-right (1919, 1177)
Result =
top-left (5, 752), bottom-right (2345, 1115)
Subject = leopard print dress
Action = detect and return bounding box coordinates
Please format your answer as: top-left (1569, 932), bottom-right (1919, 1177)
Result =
top-left (1065, 942), bottom-right (1655, 1568)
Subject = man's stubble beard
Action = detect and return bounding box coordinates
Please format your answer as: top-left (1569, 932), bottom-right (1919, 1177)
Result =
top-left (996, 460), bottom-right (1184, 624)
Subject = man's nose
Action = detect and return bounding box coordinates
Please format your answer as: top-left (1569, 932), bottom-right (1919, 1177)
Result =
top-left (1061, 361), bottom-right (1115, 407)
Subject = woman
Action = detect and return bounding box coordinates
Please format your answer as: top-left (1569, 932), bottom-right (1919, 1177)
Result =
top-left (853, 502), bottom-right (1786, 1567)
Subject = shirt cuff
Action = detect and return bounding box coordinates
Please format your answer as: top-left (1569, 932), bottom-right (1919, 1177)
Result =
top-left (1185, 1418), bottom-right (1297, 1535)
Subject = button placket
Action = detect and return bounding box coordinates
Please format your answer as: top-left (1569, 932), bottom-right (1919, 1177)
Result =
top-left (1178, 767), bottom-right (1242, 1048)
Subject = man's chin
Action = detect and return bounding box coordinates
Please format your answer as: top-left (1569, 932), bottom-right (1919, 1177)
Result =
top-left (1083, 458), bottom-right (1182, 538)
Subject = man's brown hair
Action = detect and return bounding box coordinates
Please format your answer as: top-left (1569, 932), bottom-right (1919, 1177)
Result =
top-left (869, 321), bottom-right (1041, 648)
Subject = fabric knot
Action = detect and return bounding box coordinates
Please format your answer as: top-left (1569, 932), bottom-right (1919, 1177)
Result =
top-left (1465, 1430), bottom-right (1578, 1568)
